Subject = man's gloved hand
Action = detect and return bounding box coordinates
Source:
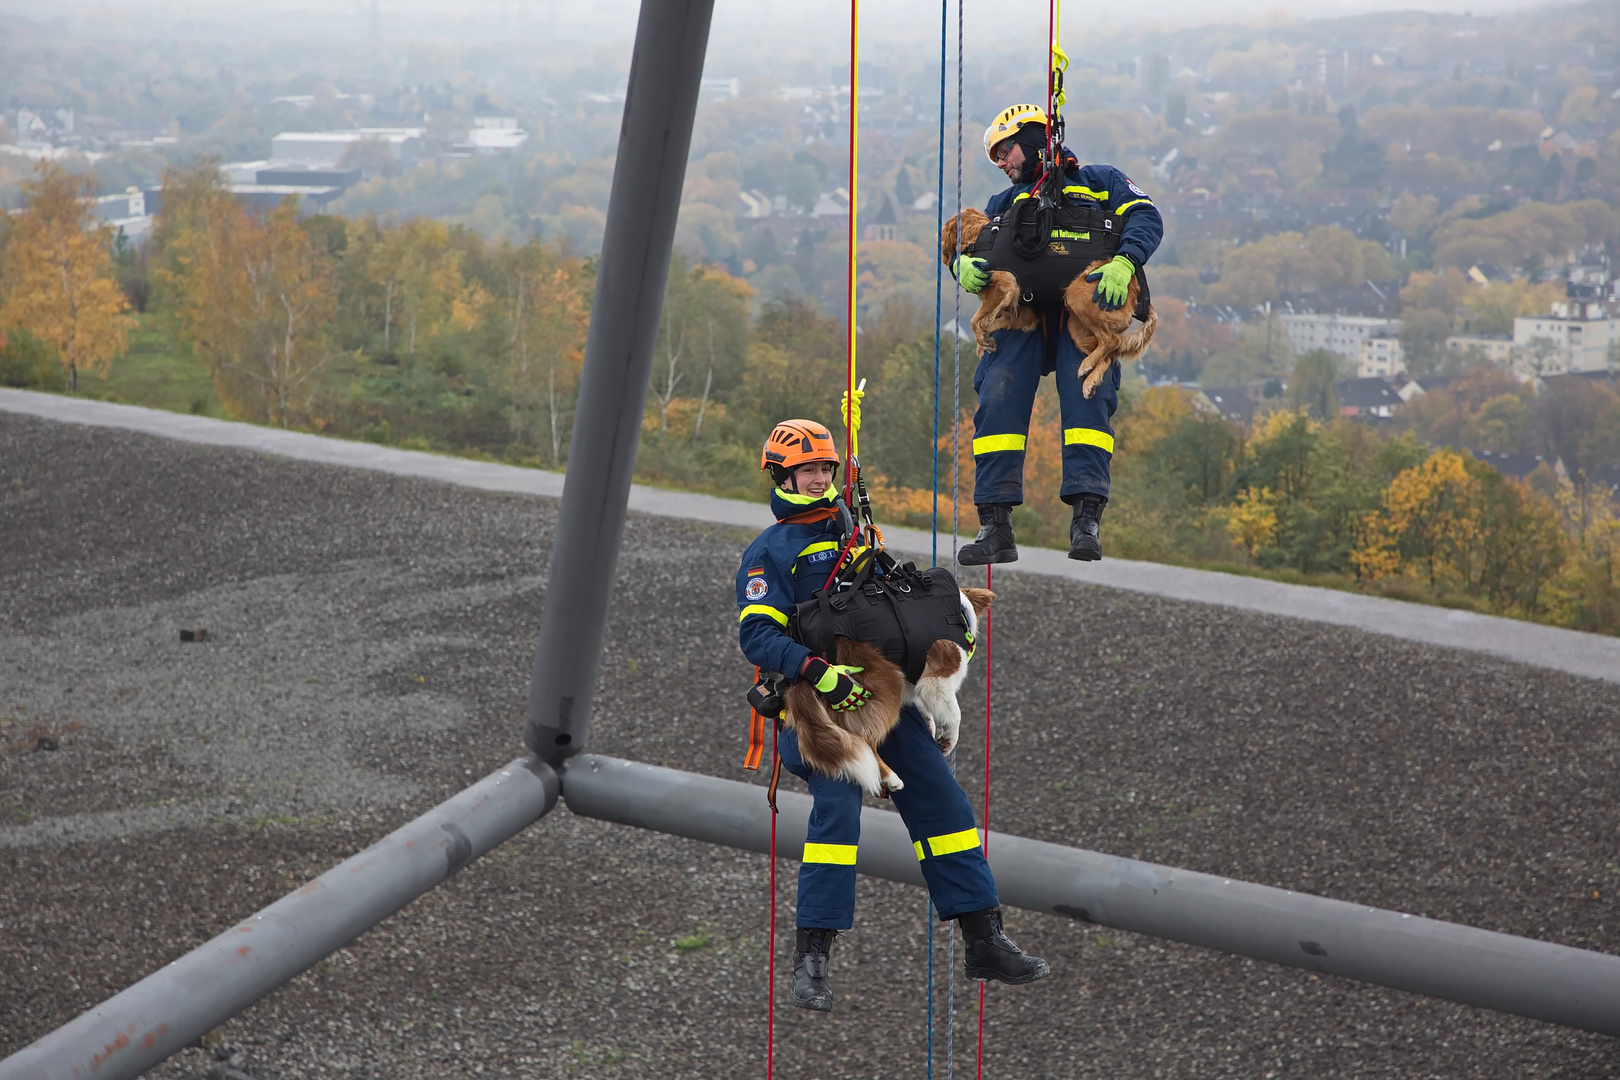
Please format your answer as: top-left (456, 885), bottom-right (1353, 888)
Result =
top-left (840, 384), bottom-right (864, 433)
top-left (953, 254), bottom-right (989, 294)
top-left (802, 657), bottom-right (873, 712)
top-left (1084, 254), bottom-right (1135, 311)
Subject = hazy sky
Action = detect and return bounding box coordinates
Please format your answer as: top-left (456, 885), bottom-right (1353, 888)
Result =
top-left (9, 0), bottom-right (1544, 47)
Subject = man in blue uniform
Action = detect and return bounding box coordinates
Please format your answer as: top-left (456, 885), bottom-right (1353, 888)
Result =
top-left (738, 418), bottom-right (1049, 1011)
top-left (951, 103), bottom-right (1164, 564)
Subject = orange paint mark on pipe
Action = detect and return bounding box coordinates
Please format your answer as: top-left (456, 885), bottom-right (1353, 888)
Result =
top-left (90, 1031), bottom-right (131, 1068)
top-left (237, 945), bottom-right (251, 957)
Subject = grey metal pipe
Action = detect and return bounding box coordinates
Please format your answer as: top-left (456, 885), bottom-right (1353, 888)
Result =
top-left (562, 753), bottom-right (1620, 1038)
top-left (0, 758), bottom-right (559, 1080)
top-left (523, 0), bottom-right (717, 765)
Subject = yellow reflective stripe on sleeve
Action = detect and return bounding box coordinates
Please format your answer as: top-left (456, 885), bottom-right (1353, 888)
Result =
top-left (926, 828), bottom-right (982, 857)
top-left (1012, 191), bottom-right (1032, 202)
top-left (972, 433), bottom-right (1027, 455)
top-left (802, 842), bottom-right (858, 865)
top-left (1114, 197), bottom-right (1153, 216)
top-left (914, 840), bottom-right (927, 861)
top-left (1064, 427), bottom-right (1116, 453)
top-left (1063, 185), bottom-right (1109, 201)
top-left (798, 541), bottom-right (839, 559)
top-left (739, 604), bottom-right (789, 626)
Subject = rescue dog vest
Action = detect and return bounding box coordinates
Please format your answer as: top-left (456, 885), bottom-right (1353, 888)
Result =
top-left (789, 556), bottom-right (973, 685)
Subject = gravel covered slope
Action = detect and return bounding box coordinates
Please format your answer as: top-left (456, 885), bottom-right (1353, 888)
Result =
top-left (2, 411), bottom-right (1618, 1079)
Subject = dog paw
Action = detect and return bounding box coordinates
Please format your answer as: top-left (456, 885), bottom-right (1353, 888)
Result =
top-left (883, 774), bottom-right (905, 793)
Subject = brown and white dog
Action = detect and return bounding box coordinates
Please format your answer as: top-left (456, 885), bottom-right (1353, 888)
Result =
top-left (941, 207), bottom-right (1157, 399)
top-left (781, 587), bottom-right (994, 797)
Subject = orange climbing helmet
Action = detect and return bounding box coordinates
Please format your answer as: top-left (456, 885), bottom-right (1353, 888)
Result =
top-left (761, 419), bottom-right (841, 484)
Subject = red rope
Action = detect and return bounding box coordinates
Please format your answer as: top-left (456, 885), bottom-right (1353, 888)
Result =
top-left (976, 563), bottom-right (992, 1078)
top-left (1045, 0), bottom-right (1055, 165)
top-left (766, 763), bottom-right (777, 1079)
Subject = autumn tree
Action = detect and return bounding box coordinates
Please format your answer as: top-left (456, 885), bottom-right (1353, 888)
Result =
top-left (643, 251), bottom-right (754, 449)
top-left (160, 190), bottom-right (335, 427)
top-left (498, 239), bottom-right (591, 464)
top-left (1354, 449), bottom-right (1484, 588)
top-left (0, 162), bottom-right (134, 389)
top-left (366, 218), bottom-right (475, 355)
top-left (1462, 278), bottom-right (1564, 336)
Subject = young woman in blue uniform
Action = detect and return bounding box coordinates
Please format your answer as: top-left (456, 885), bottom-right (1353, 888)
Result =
top-left (736, 418), bottom-right (1049, 1010)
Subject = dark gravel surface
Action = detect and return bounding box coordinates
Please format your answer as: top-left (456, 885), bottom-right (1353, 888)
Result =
top-left (3, 410), bottom-right (1618, 1079)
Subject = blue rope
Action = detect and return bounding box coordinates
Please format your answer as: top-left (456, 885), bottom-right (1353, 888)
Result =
top-left (926, 2), bottom-right (947, 1076)
top-left (948, 0), bottom-right (963, 1069)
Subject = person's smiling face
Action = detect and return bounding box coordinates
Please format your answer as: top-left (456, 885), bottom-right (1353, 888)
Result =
top-left (787, 460), bottom-right (836, 497)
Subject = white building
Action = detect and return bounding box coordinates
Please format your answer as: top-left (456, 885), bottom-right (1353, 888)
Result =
top-left (461, 118), bottom-right (529, 154)
top-left (90, 188), bottom-right (151, 243)
top-left (1445, 334), bottom-right (1515, 366)
top-left (1279, 314), bottom-right (1402, 364)
top-left (269, 128), bottom-right (422, 167)
top-left (1356, 332), bottom-right (1405, 378)
top-left (1513, 302), bottom-right (1620, 375)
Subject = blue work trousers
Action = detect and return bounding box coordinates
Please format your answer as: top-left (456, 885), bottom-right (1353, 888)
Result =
top-left (777, 704), bottom-right (999, 929)
top-left (971, 319), bottom-right (1121, 506)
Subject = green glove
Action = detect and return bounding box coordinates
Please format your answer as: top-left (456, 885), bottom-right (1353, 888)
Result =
top-left (1084, 255), bottom-right (1135, 312)
top-left (953, 254), bottom-right (989, 294)
top-left (803, 657), bottom-right (873, 712)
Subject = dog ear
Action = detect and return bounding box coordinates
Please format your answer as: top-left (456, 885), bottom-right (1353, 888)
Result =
top-left (962, 587), bottom-right (995, 617)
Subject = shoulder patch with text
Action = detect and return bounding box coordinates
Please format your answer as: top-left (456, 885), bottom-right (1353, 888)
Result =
top-left (1126, 180), bottom-right (1147, 197)
top-left (745, 577), bottom-right (769, 601)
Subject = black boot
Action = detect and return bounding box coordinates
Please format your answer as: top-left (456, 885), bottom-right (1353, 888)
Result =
top-left (959, 505), bottom-right (1018, 566)
top-left (958, 907), bottom-right (1050, 985)
top-left (791, 928), bottom-right (837, 1010)
top-left (1068, 494), bottom-right (1106, 562)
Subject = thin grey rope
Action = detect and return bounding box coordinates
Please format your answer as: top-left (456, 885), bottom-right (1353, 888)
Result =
top-left (946, 0), bottom-right (964, 1075)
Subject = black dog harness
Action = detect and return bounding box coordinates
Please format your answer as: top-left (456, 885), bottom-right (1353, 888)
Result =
top-left (965, 175), bottom-right (1152, 321)
top-left (788, 551), bottom-right (972, 685)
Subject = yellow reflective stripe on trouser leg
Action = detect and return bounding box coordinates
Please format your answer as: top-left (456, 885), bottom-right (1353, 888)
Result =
top-left (914, 827), bottom-right (982, 859)
top-left (972, 433), bottom-right (1027, 455)
top-left (802, 842), bottom-right (858, 865)
top-left (1063, 428), bottom-right (1115, 453)
top-left (739, 604), bottom-right (789, 626)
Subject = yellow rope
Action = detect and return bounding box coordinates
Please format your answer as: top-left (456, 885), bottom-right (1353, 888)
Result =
top-left (847, 0), bottom-right (860, 464)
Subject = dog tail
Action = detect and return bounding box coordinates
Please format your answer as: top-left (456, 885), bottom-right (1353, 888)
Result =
top-left (1116, 299), bottom-right (1157, 361)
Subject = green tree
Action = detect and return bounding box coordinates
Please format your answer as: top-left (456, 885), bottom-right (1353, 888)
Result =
top-left (1399, 309), bottom-right (1452, 375)
top-left (1285, 350), bottom-right (1341, 420)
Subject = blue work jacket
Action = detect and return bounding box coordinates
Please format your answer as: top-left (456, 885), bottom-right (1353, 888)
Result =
top-left (736, 487), bottom-right (853, 681)
top-left (983, 149), bottom-right (1164, 269)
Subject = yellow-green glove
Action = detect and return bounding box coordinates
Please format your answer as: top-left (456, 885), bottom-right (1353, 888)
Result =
top-left (804, 657), bottom-right (872, 712)
top-left (1084, 255), bottom-right (1135, 312)
top-left (953, 254), bottom-right (989, 294)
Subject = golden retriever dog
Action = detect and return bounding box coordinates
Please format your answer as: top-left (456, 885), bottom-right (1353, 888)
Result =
top-left (781, 587), bottom-right (994, 797)
top-left (940, 209), bottom-right (1038, 357)
top-left (943, 207), bottom-right (1157, 399)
